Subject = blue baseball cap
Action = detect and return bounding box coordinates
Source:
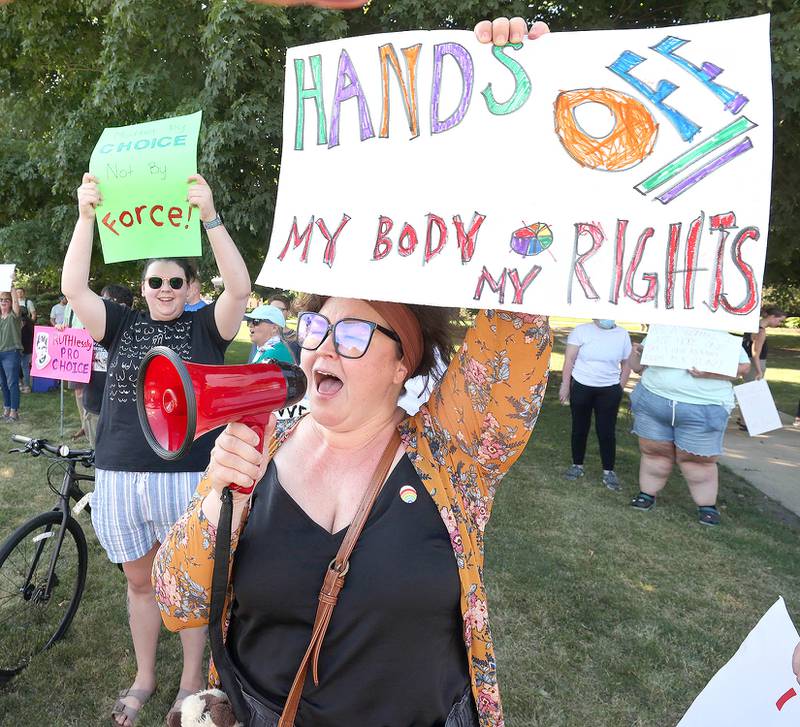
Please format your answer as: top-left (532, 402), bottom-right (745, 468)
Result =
top-left (244, 304), bottom-right (286, 328)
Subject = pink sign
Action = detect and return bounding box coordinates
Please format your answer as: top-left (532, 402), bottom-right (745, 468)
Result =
top-left (31, 326), bottom-right (94, 383)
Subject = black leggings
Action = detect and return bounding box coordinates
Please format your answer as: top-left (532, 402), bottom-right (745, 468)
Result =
top-left (569, 379), bottom-right (623, 471)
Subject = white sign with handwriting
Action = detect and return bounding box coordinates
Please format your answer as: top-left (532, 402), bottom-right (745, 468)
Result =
top-left (640, 324), bottom-right (743, 376)
top-left (259, 16), bottom-right (772, 332)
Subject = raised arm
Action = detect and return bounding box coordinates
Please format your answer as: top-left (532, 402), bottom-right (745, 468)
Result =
top-left (409, 14), bottom-right (553, 496)
top-left (416, 310), bottom-right (551, 502)
top-left (61, 174), bottom-right (107, 341)
top-left (10, 289), bottom-right (20, 317)
top-left (187, 174), bottom-right (250, 341)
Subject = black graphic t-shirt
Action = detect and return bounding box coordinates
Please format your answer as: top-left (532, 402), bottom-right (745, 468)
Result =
top-left (94, 299), bottom-right (230, 472)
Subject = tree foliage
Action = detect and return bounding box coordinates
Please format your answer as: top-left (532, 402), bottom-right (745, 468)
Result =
top-left (1, 0), bottom-right (797, 294)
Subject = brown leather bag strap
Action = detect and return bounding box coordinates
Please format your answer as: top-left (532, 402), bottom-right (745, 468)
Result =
top-left (278, 429), bottom-right (402, 727)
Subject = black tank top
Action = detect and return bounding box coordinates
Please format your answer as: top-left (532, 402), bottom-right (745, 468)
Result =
top-left (227, 455), bottom-right (470, 726)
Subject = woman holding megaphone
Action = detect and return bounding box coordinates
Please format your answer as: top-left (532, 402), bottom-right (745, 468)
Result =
top-left (62, 172), bottom-right (250, 726)
top-left (151, 22), bottom-right (551, 727)
top-left (155, 293), bottom-right (551, 727)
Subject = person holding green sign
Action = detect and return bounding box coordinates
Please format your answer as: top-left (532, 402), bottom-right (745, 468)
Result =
top-left (62, 171), bottom-right (250, 727)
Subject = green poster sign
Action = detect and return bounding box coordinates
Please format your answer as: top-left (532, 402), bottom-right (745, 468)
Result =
top-left (89, 111), bottom-right (203, 263)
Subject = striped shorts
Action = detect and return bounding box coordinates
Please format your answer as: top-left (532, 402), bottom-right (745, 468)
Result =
top-left (91, 469), bottom-right (203, 564)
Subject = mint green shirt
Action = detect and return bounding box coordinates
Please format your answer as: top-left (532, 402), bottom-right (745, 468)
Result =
top-left (63, 303), bottom-right (84, 330)
top-left (251, 337), bottom-right (295, 365)
top-left (641, 343), bottom-right (750, 410)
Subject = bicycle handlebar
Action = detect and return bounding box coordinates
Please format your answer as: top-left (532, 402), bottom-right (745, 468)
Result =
top-left (10, 435), bottom-right (94, 462)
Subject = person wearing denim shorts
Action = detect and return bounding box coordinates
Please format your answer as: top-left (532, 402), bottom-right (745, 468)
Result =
top-left (627, 335), bottom-right (751, 526)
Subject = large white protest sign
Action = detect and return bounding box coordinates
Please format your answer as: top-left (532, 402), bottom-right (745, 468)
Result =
top-left (735, 379), bottom-right (783, 435)
top-left (258, 16), bottom-right (772, 332)
top-left (677, 598), bottom-right (800, 726)
top-left (640, 324), bottom-right (743, 376)
top-left (0, 264), bottom-right (15, 292)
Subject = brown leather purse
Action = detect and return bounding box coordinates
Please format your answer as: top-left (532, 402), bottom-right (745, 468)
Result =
top-left (210, 430), bottom-right (402, 727)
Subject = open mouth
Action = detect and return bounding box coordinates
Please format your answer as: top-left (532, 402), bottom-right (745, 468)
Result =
top-left (314, 370), bottom-right (343, 396)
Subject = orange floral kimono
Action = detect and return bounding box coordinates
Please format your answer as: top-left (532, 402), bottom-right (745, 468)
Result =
top-left (152, 309), bottom-right (551, 727)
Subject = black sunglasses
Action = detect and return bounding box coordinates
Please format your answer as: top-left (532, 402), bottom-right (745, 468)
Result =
top-left (147, 276), bottom-right (186, 290)
top-left (297, 311), bottom-right (403, 360)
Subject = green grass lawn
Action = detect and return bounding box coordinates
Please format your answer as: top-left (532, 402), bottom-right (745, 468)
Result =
top-left (1, 325), bottom-right (799, 726)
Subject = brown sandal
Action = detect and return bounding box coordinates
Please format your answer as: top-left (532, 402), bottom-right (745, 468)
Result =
top-left (111, 686), bottom-right (156, 726)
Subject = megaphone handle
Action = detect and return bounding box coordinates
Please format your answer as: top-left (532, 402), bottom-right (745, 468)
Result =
top-left (228, 412), bottom-right (272, 494)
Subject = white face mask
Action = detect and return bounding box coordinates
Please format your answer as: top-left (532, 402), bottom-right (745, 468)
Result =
top-left (595, 319), bottom-right (616, 330)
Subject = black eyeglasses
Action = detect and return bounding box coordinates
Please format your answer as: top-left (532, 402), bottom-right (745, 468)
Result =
top-left (297, 311), bottom-right (403, 359)
top-left (147, 276), bottom-right (186, 290)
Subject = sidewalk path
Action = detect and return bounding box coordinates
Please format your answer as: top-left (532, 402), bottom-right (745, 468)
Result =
top-left (721, 412), bottom-right (800, 516)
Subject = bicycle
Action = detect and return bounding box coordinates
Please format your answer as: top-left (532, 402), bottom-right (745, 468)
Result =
top-left (0, 434), bottom-right (95, 684)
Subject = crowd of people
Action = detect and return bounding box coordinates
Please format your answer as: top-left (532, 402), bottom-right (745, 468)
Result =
top-left (0, 274), bottom-right (306, 431)
top-left (557, 310), bottom-right (791, 528)
top-left (1, 11), bottom-right (797, 727)
top-left (4, 260), bottom-right (795, 725)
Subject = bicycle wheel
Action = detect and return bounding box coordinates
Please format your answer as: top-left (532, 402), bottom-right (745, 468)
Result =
top-left (0, 510), bottom-right (88, 681)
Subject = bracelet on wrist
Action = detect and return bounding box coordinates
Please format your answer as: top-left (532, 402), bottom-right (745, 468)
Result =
top-left (202, 211), bottom-right (224, 230)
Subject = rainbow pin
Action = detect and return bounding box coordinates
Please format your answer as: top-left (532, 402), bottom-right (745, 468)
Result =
top-left (399, 485), bottom-right (417, 504)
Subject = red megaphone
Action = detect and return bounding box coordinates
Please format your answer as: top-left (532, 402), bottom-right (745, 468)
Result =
top-left (136, 347), bottom-right (307, 489)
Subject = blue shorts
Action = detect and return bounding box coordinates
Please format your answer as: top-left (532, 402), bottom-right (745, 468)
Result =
top-left (91, 469), bottom-right (203, 563)
top-left (629, 384), bottom-right (730, 457)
